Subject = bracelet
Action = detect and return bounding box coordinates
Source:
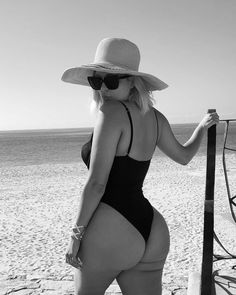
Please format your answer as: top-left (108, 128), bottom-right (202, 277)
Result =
top-left (71, 225), bottom-right (86, 241)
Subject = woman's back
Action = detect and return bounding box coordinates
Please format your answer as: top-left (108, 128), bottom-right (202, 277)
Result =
top-left (81, 100), bottom-right (159, 168)
top-left (115, 101), bottom-right (159, 161)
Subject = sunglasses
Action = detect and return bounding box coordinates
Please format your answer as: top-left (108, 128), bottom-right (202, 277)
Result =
top-left (87, 74), bottom-right (130, 90)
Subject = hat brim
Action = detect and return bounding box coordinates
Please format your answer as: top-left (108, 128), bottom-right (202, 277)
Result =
top-left (61, 63), bottom-right (168, 91)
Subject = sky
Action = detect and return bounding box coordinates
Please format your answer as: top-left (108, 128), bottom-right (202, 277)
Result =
top-left (1, 0), bottom-right (236, 131)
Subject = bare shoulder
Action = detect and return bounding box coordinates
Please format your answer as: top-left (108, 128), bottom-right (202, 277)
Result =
top-left (87, 100), bottom-right (126, 187)
top-left (97, 100), bottom-right (127, 129)
top-left (99, 100), bottom-right (125, 118)
top-left (100, 99), bottom-right (124, 112)
top-left (152, 107), bottom-right (169, 128)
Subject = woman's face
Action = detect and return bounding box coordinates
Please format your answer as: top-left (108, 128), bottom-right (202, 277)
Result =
top-left (94, 72), bottom-right (133, 101)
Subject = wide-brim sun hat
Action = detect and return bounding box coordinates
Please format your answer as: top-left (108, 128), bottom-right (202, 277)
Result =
top-left (61, 38), bottom-right (168, 91)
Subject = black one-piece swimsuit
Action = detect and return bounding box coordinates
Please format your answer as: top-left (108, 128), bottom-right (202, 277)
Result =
top-left (81, 101), bottom-right (158, 243)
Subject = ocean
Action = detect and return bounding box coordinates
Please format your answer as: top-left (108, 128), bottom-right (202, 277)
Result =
top-left (0, 122), bottom-right (235, 168)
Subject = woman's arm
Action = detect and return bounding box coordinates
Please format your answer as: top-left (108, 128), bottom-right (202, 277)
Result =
top-left (73, 178), bottom-right (106, 227)
top-left (156, 110), bottom-right (219, 165)
top-left (74, 100), bottom-right (123, 227)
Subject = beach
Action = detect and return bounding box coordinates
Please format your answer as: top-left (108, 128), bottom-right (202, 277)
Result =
top-left (1, 127), bottom-right (236, 294)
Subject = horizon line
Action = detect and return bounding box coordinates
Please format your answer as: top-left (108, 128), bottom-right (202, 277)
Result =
top-left (0, 122), bottom-right (201, 133)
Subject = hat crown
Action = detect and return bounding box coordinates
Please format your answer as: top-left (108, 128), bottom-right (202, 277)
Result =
top-left (94, 38), bottom-right (140, 71)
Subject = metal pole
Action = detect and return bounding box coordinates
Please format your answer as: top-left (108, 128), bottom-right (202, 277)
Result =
top-left (201, 109), bottom-right (217, 295)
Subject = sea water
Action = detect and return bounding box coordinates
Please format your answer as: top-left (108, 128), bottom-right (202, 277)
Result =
top-left (0, 122), bottom-right (235, 168)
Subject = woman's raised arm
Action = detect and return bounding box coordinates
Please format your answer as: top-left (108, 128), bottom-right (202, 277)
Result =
top-left (155, 110), bottom-right (219, 165)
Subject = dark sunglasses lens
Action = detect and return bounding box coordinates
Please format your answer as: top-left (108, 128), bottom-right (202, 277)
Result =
top-left (87, 77), bottom-right (102, 90)
top-left (104, 75), bottom-right (119, 90)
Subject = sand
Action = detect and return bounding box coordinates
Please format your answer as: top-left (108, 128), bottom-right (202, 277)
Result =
top-left (0, 153), bottom-right (236, 294)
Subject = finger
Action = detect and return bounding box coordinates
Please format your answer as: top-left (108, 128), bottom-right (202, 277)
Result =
top-left (66, 259), bottom-right (81, 269)
top-left (74, 255), bottom-right (83, 265)
top-left (68, 258), bottom-right (83, 269)
top-left (65, 256), bottom-right (72, 264)
top-left (212, 113), bottom-right (219, 119)
top-left (65, 254), bottom-right (73, 264)
top-left (66, 253), bottom-right (82, 266)
top-left (213, 115), bottom-right (219, 123)
top-left (72, 262), bottom-right (82, 269)
top-left (210, 113), bottom-right (219, 122)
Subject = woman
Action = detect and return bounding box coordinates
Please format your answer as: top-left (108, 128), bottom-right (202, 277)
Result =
top-left (62, 38), bottom-right (219, 295)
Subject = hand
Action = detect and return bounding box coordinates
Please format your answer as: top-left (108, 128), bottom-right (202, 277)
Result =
top-left (65, 235), bottom-right (83, 269)
top-left (200, 112), bottom-right (219, 130)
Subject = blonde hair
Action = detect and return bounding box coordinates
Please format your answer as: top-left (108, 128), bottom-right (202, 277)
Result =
top-left (89, 76), bottom-right (155, 115)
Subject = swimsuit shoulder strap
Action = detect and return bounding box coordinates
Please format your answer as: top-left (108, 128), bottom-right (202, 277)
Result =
top-left (119, 101), bottom-right (133, 155)
top-left (153, 107), bottom-right (159, 145)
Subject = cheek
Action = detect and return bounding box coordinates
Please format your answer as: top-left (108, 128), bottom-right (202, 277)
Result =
top-left (115, 87), bottom-right (130, 98)
top-left (119, 81), bottom-right (131, 94)
top-left (108, 80), bottom-right (131, 98)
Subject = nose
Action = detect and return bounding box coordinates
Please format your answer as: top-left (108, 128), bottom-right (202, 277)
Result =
top-left (101, 82), bottom-right (108, 91)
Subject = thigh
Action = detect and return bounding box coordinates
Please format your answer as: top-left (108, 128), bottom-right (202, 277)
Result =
top-left (116, 207), bottom-right (169, 295)
top-left (74, 202), bottom-right (146, 294)
top-left (117, 268), bottom-right (164, 295)
top-left (74, 267), bottom-right (120, 295)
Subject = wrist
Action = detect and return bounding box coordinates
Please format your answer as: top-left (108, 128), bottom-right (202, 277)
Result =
top-left (73, 224), bottom-right (86, 231)
top-left (71, 225), bottom-right (86, 241)
top-left (198, 122), bottom-right (207, 134)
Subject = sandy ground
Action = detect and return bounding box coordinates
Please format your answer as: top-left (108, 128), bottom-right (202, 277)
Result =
top-left (0, 153), bottom-right (236, 293)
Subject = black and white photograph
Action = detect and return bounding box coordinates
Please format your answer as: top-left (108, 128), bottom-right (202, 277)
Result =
top-left (1, 1), bottom-right (236, 294)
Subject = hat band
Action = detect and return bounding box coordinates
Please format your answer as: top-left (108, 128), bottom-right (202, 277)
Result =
top-left (82, 62), bottom-right (137, 72)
